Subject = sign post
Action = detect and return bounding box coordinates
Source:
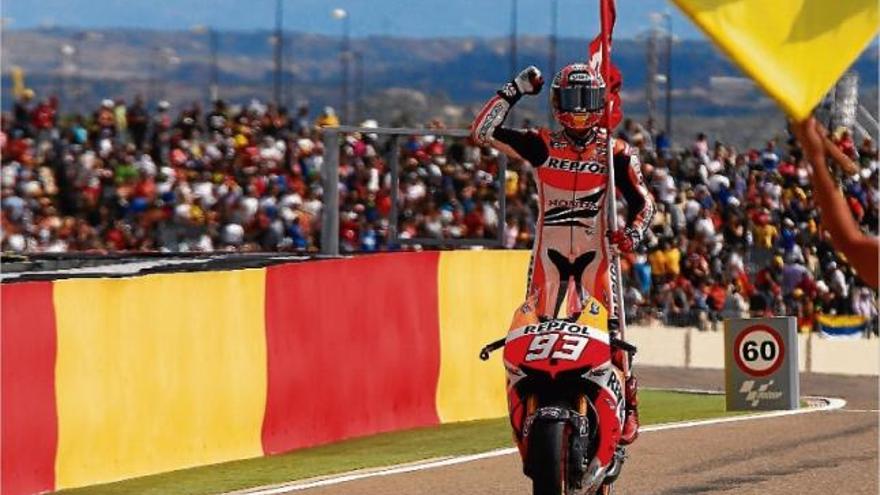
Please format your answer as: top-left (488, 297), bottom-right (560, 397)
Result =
top-left (724, 317), bottom-right (799, 411)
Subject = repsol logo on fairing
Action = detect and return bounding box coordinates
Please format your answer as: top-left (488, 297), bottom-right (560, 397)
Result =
top-left (522, 320), bottom-right (593, 336)
top-left (546, 158), bottom-right (607, 174)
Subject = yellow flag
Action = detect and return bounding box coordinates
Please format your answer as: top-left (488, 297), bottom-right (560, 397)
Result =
top-left (671, 0), bottom-right (878, 121)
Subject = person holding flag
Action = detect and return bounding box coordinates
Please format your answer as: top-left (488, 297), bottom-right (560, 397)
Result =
top-left (791, 117), bottom-right (879, 289)
top-left (666, 0), bottom-right (877, 286)
top-left (470, 0), bottom-right (653, 445)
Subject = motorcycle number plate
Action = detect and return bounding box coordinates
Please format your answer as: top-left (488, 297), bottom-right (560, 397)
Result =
top-left (524, 333), bottom-right (589, 362)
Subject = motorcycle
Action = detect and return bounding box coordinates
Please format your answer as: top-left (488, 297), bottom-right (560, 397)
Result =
top-left (480, 294), bottom-right (636, 495)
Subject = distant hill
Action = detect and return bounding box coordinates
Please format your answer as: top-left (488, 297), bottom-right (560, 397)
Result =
top-left (2, 27), bottom-right (877, 146)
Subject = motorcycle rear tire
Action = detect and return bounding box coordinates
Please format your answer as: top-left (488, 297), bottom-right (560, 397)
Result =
top-left (529, 420), bottom-right (568, 495)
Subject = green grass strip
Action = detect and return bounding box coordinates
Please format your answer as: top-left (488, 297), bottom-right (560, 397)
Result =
top-left (56, 390), bottom-right (743, 495)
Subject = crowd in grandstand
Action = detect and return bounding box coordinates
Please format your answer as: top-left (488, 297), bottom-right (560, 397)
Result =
top-left (616, 119), bottom-right (879, 331)
top-left (2, 91), bottom-right (878, 331)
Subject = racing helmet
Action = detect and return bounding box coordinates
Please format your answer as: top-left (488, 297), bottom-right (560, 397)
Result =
top-left (550, 63), bottom-right (606, 132)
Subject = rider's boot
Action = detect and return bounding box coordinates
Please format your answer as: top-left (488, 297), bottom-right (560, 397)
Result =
top-left (619, 374), bottom-right (639, 445)
top-left (612, 348), bottom-right (639, 445)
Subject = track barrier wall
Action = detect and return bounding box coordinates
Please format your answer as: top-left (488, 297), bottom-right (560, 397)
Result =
top-left (52, 270), bottom-right (268, 489)
top-left (627, 324), bottom-right (879, 375)
top-left (1, 250), bottom-right (877, 494)
top-left (1, 282), bottom-right (57, 495)
top-left (435, 250), bottom-right (530, 423)
top-left (262, 253), bottom-right (442, 454)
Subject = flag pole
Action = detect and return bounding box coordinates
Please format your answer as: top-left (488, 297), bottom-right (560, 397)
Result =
top-left (599, 0), bottom-right (629, 375)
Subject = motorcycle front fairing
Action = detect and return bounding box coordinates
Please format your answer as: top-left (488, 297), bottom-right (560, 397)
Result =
top-left (502, 295), bottom-right (624, 473)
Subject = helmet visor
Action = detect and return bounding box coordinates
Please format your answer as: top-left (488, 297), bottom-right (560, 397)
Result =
top-left (555, 86), bottom-right (605, 112)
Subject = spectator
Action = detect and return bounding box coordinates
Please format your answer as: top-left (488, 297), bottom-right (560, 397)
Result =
top-left (13, 88), bottom-right (36, 136)
top-left (316, 106), bottom-right (339, 128)
top-left (648, 242), bottom-right (668, 285)
top-left (761, 140), bottom-right (779, 171)
top-left (127, 96), bottom-right (150, 150)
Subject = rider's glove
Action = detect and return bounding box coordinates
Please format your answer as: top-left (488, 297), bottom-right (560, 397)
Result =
top-left (608, 227), bottom-right (641, 254)
top-left (497, 66), bottom-right (544, 104)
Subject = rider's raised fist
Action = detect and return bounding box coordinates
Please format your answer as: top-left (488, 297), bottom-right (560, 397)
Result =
top-left (498, 66), bottom-right (543, 102)
top-left (514, 66), bottom-right (544, 95)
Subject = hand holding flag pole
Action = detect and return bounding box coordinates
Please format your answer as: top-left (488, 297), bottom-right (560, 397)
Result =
top-left (590, 0), bottom-right (629, 373)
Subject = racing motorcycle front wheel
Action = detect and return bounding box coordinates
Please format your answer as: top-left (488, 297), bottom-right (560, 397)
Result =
top-left (526, 415), bottom-right (617, 495)
top-left (527, 419), bottom-right (568, 495)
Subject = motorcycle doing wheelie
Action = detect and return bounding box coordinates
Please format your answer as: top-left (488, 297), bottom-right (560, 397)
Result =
top-left (480, 294), bottom-right (636, 495)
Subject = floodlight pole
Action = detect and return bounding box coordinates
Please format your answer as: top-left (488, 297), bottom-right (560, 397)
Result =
top-left (664, 10), bottom-right (673, 142)
top-left (548, 0), bottom-right (558, 127)
top-left (273, 0), bottom-right (283, 106)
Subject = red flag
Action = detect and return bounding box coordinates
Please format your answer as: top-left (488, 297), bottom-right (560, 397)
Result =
top-left (588, 0), bottom-right (622, 129)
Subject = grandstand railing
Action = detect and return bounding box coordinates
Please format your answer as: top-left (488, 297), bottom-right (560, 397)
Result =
top-left (321, 126), bottom-right (507, 255)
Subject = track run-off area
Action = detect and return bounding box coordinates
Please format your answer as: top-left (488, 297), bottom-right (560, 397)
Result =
top-left (240, 367), bottom-right (878, 495)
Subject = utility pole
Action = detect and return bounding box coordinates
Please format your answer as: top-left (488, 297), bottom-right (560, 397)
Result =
top-left (210, 28), bottom-right (219, 101)
top-left (192, 25), bottom-right (219, 103)
top-left (510, 0), bottom-right (518, 75)
top-left (149, 46), bottom-right (159, 105)
top-left (284, 31), bottom-right (294, 108)
top-left (273, 0), bottom-right (283, 106)
top-left (73, 32), bottom-right (86, 113)
top-left (58, 44), bottom-right (76, 111)
top-left (354, 51), bottom-right (364, 123)
top-left (548, 0), bottom-right (558, 127)
top-left (646, 22), bottom-right (658, 126)
top-left (509, 0), bottom-right (518, 123)
top-left (664, 10), bottom-right (673, 142)
top-left (332, 8), bottom-right (351, 123)
top-left (343, 16), bottom-right (351, 123)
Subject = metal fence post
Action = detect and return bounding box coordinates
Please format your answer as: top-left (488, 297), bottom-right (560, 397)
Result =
top-left (498, 153), bottom-right (508, 247)
top-left (389, 135), bottom-right (400, 246)
top-left (315, 125), bottom-right (489, 249)
top-left (321, 129), bottom-right (340, 256)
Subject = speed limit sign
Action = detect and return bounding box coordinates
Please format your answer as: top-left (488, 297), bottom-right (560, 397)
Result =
top-left (725, 318), bottom-right (799, 411)
top-left (733, 325), bottom-right (785, 377)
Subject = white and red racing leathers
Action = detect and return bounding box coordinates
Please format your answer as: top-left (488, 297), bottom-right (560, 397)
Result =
top-left (471, 92), bottom-right (654, 319)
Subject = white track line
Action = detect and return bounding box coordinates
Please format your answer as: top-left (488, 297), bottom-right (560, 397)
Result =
top-left (235, 396), bottom-right (846, 495)
top-left (643, 386), bottom-right (724, 395)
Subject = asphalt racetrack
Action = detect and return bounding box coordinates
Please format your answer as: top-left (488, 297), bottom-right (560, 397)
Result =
top-left (290, 366), bottom-right (878, 495)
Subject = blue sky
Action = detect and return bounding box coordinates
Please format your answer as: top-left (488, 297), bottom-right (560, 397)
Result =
top-left (3, 0), bottom-right (705, 39)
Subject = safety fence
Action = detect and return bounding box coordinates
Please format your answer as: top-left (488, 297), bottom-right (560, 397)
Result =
top-left (1, 250), bottom-right (529, 495)
top-left (3, 250), bottom-right (877, 495)
top-left (319, 125), bottom-right (506, 255)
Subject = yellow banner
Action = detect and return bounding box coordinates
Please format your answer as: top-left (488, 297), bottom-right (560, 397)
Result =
top-left (672, 0), bottom-right (878, 120)
top-left (435, 250), bottom-right (531, 423)
top-left (53, 270), bottom-right (267, 489)
top-left (815, 313), bottom-right (867, 327)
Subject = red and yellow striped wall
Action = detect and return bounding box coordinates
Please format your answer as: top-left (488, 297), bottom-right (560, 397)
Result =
top-left (1, 251), bottom-right (531, 494)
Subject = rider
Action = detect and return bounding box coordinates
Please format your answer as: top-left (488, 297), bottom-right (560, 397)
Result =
top-left (471, 63), bottom-right (654, 445)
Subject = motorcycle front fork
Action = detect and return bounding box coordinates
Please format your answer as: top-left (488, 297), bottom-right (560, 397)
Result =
top-left (525, 394), bottom-right (588, 416)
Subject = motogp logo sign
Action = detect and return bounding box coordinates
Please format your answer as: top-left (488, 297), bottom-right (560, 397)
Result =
top-left (739, 379), bottom-right (783, 407)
